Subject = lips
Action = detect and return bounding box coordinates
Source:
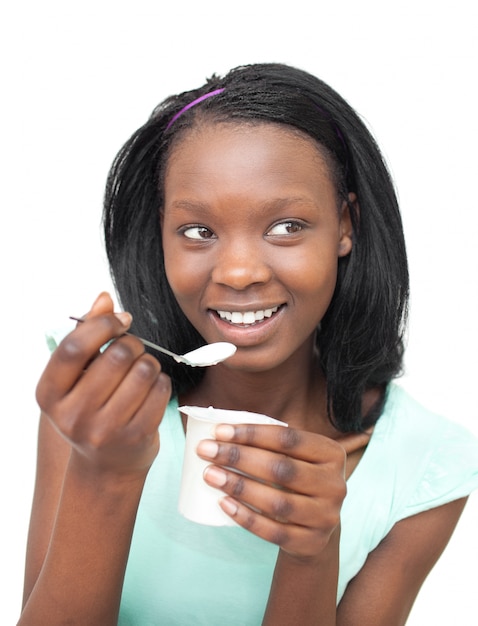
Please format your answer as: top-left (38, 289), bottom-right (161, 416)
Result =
top-left (215, 305), bottom-right (280, 326)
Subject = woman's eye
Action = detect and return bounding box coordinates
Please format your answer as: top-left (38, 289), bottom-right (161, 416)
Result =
top-left (267, 221), bottom-right (304, 236)
top-left (182, 226), bottom-right (215, 240)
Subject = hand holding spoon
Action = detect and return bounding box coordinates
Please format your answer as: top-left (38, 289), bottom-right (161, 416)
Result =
top-left (69, 317), bottom-right (236, 367)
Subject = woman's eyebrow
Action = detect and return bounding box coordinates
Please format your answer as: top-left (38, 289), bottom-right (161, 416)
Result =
top-left (167, 200), bottom-right (211, 214)
top-left (259, 196), bottom-right (316, 211)
top-left (168, 196), bottom-right (316, 214)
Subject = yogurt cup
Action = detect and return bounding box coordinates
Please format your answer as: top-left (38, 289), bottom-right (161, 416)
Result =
top-left (178, 405), bottom-right (287, 526)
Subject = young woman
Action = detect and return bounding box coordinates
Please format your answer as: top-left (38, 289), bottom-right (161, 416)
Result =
top-left (19, 63), bottom-right (478, 625)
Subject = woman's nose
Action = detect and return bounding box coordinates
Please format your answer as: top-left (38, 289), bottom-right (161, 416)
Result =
top-left (211, 239), bottom-right (272, 290)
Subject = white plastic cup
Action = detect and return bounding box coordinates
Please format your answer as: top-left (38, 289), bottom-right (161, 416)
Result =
top-left (178, 405), bottom-right (287, 526)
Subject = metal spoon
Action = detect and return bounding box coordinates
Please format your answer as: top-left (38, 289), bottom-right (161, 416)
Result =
top-left (69, 317), bottom-right (237, 367)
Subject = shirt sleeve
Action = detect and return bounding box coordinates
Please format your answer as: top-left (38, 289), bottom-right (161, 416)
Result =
top-left (398, 419), bottom-right (478, 520)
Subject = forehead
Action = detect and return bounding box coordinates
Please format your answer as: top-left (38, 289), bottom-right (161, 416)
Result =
top-left (164, 121), bottom-right (336, 193)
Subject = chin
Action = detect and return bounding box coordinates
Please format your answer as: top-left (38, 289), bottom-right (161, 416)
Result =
top-left (220, 347), bottom-right (298, 375)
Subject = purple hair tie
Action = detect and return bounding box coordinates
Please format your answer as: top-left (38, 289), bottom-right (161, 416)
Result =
top-left (165, 88), bottom-right (225, 130)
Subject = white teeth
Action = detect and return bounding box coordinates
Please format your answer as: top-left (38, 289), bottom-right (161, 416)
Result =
top-left (217, 306), bottom-right (279, 325)
top-left (243, 311), bottom-right (256, 324)
top-left (231, 312), bottom-right (243, 324)
top-left (217, 311), bottom-right (232, 321)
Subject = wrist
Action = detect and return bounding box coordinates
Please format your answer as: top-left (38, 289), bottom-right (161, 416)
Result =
top-left (67, 449), bottom-right (151, 493)
top-left (279, 525), bottom-right (341, 567)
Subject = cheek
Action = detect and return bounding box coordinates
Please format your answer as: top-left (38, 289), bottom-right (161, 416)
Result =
top-left (163, 243), bottom-right (208, 304)
top-left (306, 263), bottom-right (339, 315)
top-left (281, 245), bottom-right (339, 296)
top-left (289, 259), bottom-right (338, 327)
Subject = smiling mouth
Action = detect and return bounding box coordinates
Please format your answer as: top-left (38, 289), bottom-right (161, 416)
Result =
top-left (215, 305), bottom-right (282, 326)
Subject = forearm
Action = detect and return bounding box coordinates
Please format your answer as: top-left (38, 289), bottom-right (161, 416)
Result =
top-left (262, 527), bottom-right (340, 626)
top-left (19, 454), bottom-right (146, 626)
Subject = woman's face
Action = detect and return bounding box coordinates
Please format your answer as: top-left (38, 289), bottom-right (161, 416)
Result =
top-left (161, 122), bottom-right (353, 373)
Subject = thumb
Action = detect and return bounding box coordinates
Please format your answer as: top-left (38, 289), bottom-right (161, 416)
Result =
top-left (83, 292), bottom-right (132, 329)
top-left (88, 292), bottom-right (115, 317)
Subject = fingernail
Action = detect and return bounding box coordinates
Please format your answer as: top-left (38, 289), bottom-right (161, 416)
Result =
top-left (203, 466), bottom-right (227, 487)
top-left (196, 440), bottom-right (219, 458)
top-left (115, 312), bottom-right (133, 328)
top-left (91, 293), bottom-right (103, 307)
top-left (221, 498), bottom-right (238, 516)
top-left (92, 291), bottom-right (110, 307)
top-left (213, 424), bottom-right (235, 440)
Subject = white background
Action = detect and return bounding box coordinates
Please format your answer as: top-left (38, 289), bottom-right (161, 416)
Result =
top-left (2, 1), bottom-right (477, 623)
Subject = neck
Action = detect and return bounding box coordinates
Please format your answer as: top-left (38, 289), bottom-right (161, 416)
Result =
top-left (180, 349), bottom-right (336, 436)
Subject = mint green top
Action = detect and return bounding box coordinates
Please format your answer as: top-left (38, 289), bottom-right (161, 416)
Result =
top-left (116, 384), bottom-right (478, 625)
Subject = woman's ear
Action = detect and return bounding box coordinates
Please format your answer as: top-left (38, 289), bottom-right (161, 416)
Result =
top-left (338, 192), bottom-right (358, 257)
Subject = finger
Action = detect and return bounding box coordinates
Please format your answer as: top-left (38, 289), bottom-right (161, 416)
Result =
top-left (99, 353), bottom-right (166, 427)
top-left (203, 465), bottom-right (339, 527)
top-left (218, 496), bottom-right (331, 556)
top-left (196, 438), bottom-right (345, 495)
top-left (122, 370), bottom-right (172, 437)
top-left (69, 334), bottom-right (148, 410)
top-left (86, 292), bottom-right (132, 328)
top-left (110, 372), bottom-right (171, 474)
top-left (212, 424), bottom-right (345, 464)
top-left (36, 314), bottom-right (133, 406)
top-left (54, 359), bottom-right (170, 456)
top-left (88, 292), bottom-right (115, 318)
top-left (42, 335), bottom-right (152, 438)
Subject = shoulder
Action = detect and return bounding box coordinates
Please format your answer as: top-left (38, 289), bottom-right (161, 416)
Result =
top-left (371, 382), bottom-right (478, 466)
top-left (378, 383), bottom-right (452, 439)
top-left (337, 384), bottom-right (477, 611)
top-left (338, 383), bottom-right (478, 592)
top-left (375, 384), bottom-right (478, 519)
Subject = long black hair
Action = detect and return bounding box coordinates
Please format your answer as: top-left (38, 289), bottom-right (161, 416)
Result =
top-left (103, 63), bottom-right (409, 432)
